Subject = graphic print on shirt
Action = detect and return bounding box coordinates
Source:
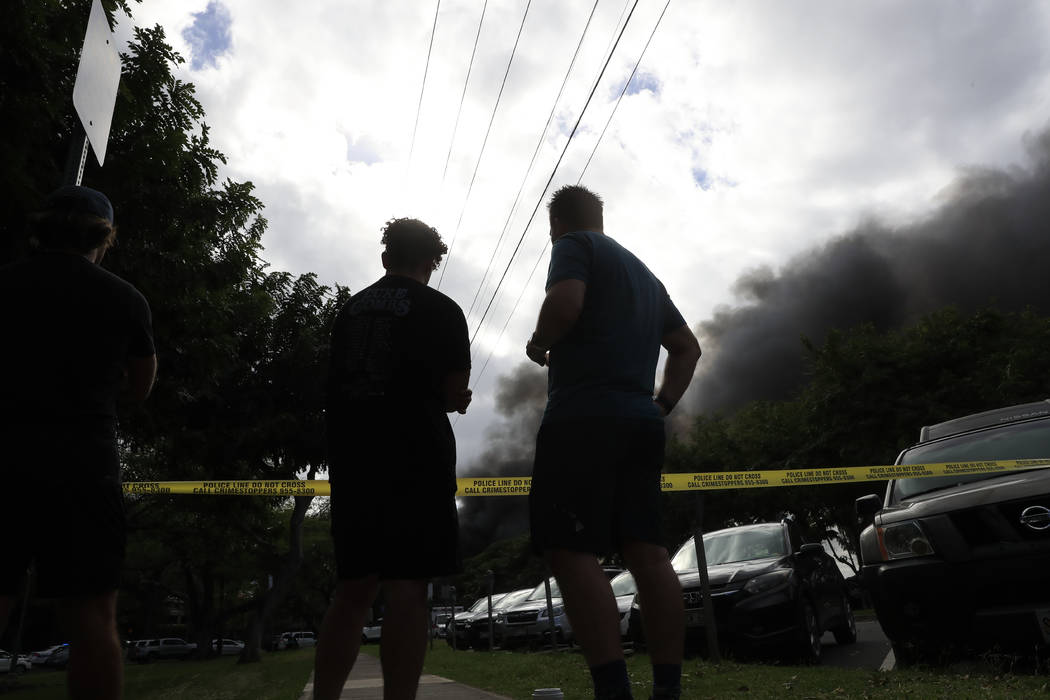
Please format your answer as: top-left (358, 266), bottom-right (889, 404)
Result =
top-left (342, 287), bottom-right (412, 401)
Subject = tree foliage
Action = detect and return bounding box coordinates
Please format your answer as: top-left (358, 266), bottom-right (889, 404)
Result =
top-left (1, 1), bottom-right (349, 655)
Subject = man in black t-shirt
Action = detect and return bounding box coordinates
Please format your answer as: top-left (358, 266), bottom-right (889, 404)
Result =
top-left (314, 218), bottom-right (471, 700)
top-left (0, 186), bottom-right (157, 700)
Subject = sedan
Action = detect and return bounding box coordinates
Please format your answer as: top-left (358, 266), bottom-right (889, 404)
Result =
top-left (632, 521), bottom-right (855, 662)
top-left (0, 649), bottom-right (31, 673)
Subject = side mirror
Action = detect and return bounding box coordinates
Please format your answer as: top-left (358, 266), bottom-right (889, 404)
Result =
top-left (799, 543), bottom-right (824, 557)
top-left (855, 494), bottom-right (882, 527)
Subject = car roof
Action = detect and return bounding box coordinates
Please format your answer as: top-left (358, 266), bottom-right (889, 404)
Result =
top-left (919, 399), bottom-right (1050, 442)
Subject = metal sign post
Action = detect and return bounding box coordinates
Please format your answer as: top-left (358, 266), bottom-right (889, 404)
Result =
top-left (449, 586), bottom-right (457, 651)
top-left (543, 578), bottom-right (559, 651)
top-left (692, 494), bottom-right (721, 661)
top-left (486, 570), bottom-right (495, 652)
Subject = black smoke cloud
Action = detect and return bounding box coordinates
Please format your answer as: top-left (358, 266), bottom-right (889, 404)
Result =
top-left (463, 127), bottom-right (1050, 554)
top-left (690, 127), bottom-right (1050, 414)
top-left (458, 362), bottom-right (547, 556)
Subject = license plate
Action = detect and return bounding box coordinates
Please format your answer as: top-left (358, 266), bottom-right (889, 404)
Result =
top-left (685, 611), bottom-right (706, 627)
top-left (1038, 609), bottom-right (1050, 643)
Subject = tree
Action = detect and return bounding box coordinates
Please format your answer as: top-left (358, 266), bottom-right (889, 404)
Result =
top-left (1, 2), bottom-right (348, 656)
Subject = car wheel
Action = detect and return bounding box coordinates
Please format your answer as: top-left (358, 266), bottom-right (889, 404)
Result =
top-left (831, 593), bottom-right (857, 645)
top-left (797, 600), bottom-right (822, 664)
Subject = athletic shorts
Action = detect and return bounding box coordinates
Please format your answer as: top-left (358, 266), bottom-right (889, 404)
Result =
top-left (529, 417), bottom-right (666, 556)
top-left (0, 478), bottom-right (126, 598)
top-left (330, 474), bottom-right (461, 581)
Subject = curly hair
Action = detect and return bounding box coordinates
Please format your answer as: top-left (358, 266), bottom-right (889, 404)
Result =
top-left (29, 211), bottom-right (117, 254)
top-left (381, 218), bottom-right (448, 271)
top-left (547, 184), bottom-right (603, 232)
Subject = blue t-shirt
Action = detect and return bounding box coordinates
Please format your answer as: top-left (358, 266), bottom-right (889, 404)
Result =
top-left (543, 230), bottom-right (687, 423)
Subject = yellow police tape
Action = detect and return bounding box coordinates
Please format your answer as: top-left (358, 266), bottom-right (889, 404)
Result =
top-left (122, 459), bottom-right (1049, 497)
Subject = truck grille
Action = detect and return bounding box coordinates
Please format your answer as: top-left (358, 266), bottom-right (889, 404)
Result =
top-left (506, 610), bottom-right (539, 625)
top-left (950, 493), bottom-right (1050, 548)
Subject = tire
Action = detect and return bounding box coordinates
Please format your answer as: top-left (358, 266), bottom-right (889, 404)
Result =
top-left (797, 599), bottom-right (822, 664)
top-left (891, 639), bottom-right (920, 668)
top-left (831, 593), bottom-right (858, 645)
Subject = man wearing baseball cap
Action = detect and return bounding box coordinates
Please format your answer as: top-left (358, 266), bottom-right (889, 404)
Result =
top-left (0, 186), bottom-right (157, 699)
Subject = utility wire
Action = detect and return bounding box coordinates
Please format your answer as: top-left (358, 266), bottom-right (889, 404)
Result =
top-left (468, 0), bottom-right (673, 391)
top-left (582, 0), bottom-right (670, 177)
top-left (438, 0), bottom-right (533, 289)
top-left (464, 0), bottom-right (602, 323)
top-left (441, 0), bottom-right (490, 186)
top-left (409, 0), bottom-right (442, 165)
top-left (468, 0), bottom-right (641, 347)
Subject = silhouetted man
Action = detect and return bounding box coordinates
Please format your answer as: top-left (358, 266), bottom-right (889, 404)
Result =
top-left (0, 186), bottom-right (157, 700)
top-left (315, 218), bottom-right (471, 700)
top-left (526, 185), bottom-right (701, 700)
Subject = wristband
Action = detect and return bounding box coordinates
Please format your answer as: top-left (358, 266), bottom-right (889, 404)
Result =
top-left (654, 395), bottom-right (675, 415)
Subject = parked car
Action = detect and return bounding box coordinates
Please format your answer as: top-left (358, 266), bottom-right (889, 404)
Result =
top-left (496, 578), bottom-right (574, 647)
top-left (632, 521), bottom-right (855, 662)
top-left (470, 588), bottom-right (532, 649)
top-left (28, 644), bottom-right (65, 667)
top-left (281, 631), bottom-right (317, 649)
top-left (609, 571), bottom-right (638, 640)
top-left (361, 620), bottom-right (382, 644)
top-left (0, 649), bottom-right (31, 673)
top-left (445, 593), bottom-right (510, 649)
top-left (129, 638), bottom-right (197, 662)
top-left (856, 400), bottom-right (1050, 665)
top-left (43, 645), bottom-right (71, 668)
top-left (211, 638), bottom-right (245, 656)
top-left (268, 634), bottom-right (287, 651)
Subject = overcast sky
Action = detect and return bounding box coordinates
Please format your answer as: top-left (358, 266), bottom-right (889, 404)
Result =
top-left (113, 0), bottom-right (1050, 473)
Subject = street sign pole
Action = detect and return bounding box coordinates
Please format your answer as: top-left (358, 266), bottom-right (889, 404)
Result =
top-left (693, 494), bottom-right (721, 661)
top-left (63, 126), bottom-right (90, 186)
top-left (486, 570), bottom-right (495, 652)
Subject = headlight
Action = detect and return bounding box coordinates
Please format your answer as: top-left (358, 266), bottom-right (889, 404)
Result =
top-left (877, 520), bottom-right (935, 560)
top-left (743, 569), bottom-right (793, 595)
top-left (494, 613), bottom-right (504, 623)
top-left (538, 606), bottom-right (564, 619)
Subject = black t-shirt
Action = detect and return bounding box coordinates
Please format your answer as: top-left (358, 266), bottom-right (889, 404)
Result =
top-left (326, 275), bottom-right (470, 490)
top-left (0, 251), bottom-right (155, 480)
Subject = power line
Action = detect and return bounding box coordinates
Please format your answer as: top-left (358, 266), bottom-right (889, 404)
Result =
top-left (582, 0), bottom-right (671, 177)
top-left (468, 0), bottom-right (673, 392)
top-left (441, 0), bottom-right (489, 186)
top-left (409, 0), bottom-right (442, 165)
top-left (464, 0), bottom-right (602, 323)
top-left (438, 0), bottom-right (533, 289)
top-left (468, 0), bottom-right (641, 347)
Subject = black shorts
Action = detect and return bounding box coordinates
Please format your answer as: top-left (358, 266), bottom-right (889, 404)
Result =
top-left (330, 475), bottom-right (461, 581)
top-left (0, 478), bottom-right (126, 598)
top-left (529, 417), bottom-right (666, 556)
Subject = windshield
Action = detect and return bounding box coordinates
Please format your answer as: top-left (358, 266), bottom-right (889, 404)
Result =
top-left (468, 597), bottom-right (489, 613)
top-left (671, 525), bottom-right (786, 570)
top-left (495, 589), bottom-right (531, 611)
top-left (527, 577), bottom-right (561, 601)
top-left (610, 572), bottom-right (636, 596)
top-left (895, 419), bottom-right (1050, 501)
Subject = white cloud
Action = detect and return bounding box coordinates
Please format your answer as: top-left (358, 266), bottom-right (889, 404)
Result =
top-left (120, 0), bottom-right (1050, 468)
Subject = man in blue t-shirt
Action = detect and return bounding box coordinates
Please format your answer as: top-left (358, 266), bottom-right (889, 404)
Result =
top-left (525, 185), bottom-right (701, 700)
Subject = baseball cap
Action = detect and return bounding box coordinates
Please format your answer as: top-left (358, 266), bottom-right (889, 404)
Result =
top-left (43, 185), bottom-right (114, 224)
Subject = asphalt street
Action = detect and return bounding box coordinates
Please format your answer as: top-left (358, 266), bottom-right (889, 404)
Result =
top-left (820, 620), bottom-right (892, 670)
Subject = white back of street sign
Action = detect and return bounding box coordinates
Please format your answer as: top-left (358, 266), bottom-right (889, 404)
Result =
top-left (72, 0), bottom-right (121, 166)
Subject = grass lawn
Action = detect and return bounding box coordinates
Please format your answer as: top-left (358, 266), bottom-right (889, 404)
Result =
top-left (0, 648), bottom-right (314, 700)
top-left (361, 643), bottom-right (1050, 700)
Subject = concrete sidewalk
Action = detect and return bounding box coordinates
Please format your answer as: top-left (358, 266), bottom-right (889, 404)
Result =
top-left (299, 652), bottom-right (514, 699)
